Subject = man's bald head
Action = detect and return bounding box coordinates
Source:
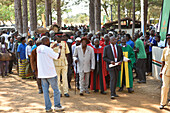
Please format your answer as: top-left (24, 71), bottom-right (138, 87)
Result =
top-left (41, 36), bottom-right (50, 46)
top-left (36, 40), bottom-right (42, 46)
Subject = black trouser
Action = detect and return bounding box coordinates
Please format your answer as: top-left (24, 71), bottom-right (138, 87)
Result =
top-left (8, 60), bottom-right (14, 73)
top-left (37, 78), bottom-right (42, 91)
top-left (148, 52), bottom-right (152, 72)
top-left (93, 62), bottom-right (104, 92)
top-left (136, 59), bottom-right (147, 81)
top-left (67, 66), bottom-right (72, 88)
top-left (146, 53), bottom-right (150, 73)
top-left (105, 75), bottom-right (110, 88)
top-left (108, 68), bottom-right (119, 96)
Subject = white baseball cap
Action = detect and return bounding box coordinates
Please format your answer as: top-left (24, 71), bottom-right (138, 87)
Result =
top-left (75, 37), bottom-right (81, 41)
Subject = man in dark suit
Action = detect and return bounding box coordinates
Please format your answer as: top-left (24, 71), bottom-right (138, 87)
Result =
top-left (103, 36), bottom-right (123, 99)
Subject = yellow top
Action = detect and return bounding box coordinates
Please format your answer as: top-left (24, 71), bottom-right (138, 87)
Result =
top-left (51, 41), bottom-right (70, 67)
top-left (161, 47), bottom-right (170, 76)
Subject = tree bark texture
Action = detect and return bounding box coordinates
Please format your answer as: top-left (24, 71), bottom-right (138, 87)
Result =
top-left (95, 0), bottom-right (101, 33)
top-left (33, 0), bottom-right (37, 30)
top-left (118, 0), bottom-right (121, 31)
top-left (15, 0), bottom-right (23, 34)
top-left (29, 0), bottom-right (35, 35)
top-left (57, 0), bottom-right (61, 27)
top-left (22, 0), bottom-right (28, 37)
top-left (144, 0), bottom-right (148, 35)
top-left (14, 0), bottom-right (18, 31)
top-left (49, 0), bottom-right (52, 25)
top-left (89, 0), bottom-right (95, 33)
top-left (45, 0), bottom-right (49, 26)
top-left (132, 0), bottom-right (135, 38)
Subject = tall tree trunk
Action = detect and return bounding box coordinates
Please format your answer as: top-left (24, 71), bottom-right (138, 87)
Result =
top-left (45, 0), bottom-right (49, 26)
top-left (49, 0), bottom-right (52, 25)
top-left (132, 0), bottom-right (135, 38)
top-left (95, 0), bottom-right (101, 33)
top-left (89, 0), bottom-right (95, 33)
top-left (17, 0), bottom-right (23, 35)
top-left (22, 0), bottom-right (28, 37)
top-left (33, 0), bottom-right (37, 30)
top-left (29, 0), bottom-right (35, 36)
top-left (144, 0), bottom-right (148, 35)
top-left (14, 0), bottom-right (18, 31)
top-left (57, 0), bottom-right (61, 27)
top-left (118, 0), bottom-right (121, 31)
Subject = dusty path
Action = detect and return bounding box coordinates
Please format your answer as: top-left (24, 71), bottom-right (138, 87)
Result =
top-left (0, 70), bottom-right (170, 113)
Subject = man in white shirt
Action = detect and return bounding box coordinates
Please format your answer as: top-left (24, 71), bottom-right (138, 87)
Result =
top-left (1, 30), bottom-right (9, 43)
top-left (72, 37), bottom-right (81, 90)
top-left (155, 35), bottom-right (165, 48)
top-left (37, 36), bottom-right (65, 112)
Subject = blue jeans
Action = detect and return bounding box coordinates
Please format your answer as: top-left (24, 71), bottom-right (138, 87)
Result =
top-left (41, 76), bottom-right (61, 110)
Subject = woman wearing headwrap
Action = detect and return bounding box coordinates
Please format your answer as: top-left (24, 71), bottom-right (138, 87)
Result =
top-left (25, 38), bottom-right (33, 78)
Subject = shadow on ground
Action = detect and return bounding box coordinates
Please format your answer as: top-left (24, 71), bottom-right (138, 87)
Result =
top-left (0, 71), bottom-right (169, 113)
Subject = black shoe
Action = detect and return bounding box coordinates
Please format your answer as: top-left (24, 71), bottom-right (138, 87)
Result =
top-left (80, 93), bottom-right (84, 96)
top-left (77, 87), bottom-right (80, 90)
top-left (94, 90), bottom-right (99, 93)
top-left (39, 89), bottom-right (43, 94)
top-left (9, 72), bottom-right (13, 74)
top-left (113, 94), bottom-right (119, 97)
top-left (100, 91), bottom-right (107, 95)
top-left (118, 87), bottom-right (123, 92)
top-left (4, 74), bottom-right (8, 76)
top-left (64, 93), bottom-right (70, 97)
top-left (60, 94), bottom-right (62, 97)
top-left (107, 85), bottom-right (109, 89)
top-left (111, 96), bottom-right (115, 99)
top-left (137, 80), bottom-right (146, 83)
top-left (128, 88), bottom-right (134, 93)
top-left (85, 91), bottom-right (90, 94)
top-left (159, 105), bottom-right (165, 109)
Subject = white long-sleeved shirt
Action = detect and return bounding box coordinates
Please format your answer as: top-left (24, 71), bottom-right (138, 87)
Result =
top-left (25, 45), bottom-right (32, 59)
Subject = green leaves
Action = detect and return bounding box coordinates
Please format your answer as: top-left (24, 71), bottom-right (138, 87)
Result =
top-left (0, 3), bottom-right (14, 22)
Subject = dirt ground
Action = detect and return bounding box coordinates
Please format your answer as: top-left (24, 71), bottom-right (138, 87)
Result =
top-left (0, 69), bottom-right (170, 113)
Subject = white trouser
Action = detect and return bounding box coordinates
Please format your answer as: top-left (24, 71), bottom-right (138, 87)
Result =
top-left (79, 72), bottom-right (90, 93)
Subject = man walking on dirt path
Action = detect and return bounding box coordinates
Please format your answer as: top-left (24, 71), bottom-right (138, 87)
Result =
top-left (159, 35), bottom-right (170, 109)
top-left (37, 36), bottom-right (65, 112)
top-left (73, 37), bottom-right (95, 96)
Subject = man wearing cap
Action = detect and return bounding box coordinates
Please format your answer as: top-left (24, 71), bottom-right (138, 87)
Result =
top-left (73, 37), bottom-right (95, 96)
top-left (72, 37), bottom-right (81, 89)
top-left (50, 36), bottom-right (70, 97)
top-left (159, 36), bottom-right (170, 109)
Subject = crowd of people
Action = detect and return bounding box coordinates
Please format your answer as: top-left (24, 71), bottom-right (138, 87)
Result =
top-left (0, 25), bottom-right (170, 111)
